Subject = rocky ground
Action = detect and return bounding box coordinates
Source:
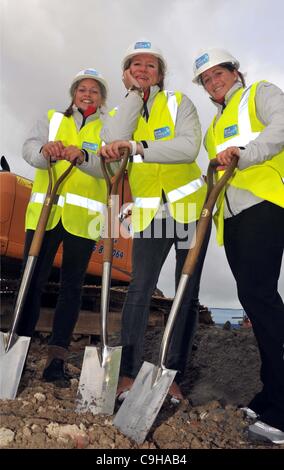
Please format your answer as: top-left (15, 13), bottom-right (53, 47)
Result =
top-left (0, 323), bottom-right (283, 452)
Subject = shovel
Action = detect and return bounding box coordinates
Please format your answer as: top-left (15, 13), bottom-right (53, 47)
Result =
top-left (76, 149), bottom-right (129, 415)
top-left (113, 156), bottom-right (239, 444)
top-left (0, 158), bottom-right (74, 399)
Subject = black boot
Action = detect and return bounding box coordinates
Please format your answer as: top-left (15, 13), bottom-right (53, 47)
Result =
top-left (240, 390), bottom-right (270, 419)
top-left (42, 346), bottom-right (71, 388)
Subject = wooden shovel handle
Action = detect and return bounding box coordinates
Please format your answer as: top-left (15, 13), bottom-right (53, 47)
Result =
top-left (100, 148), bottom-right (129, 195)
top-left (29, 159), bottom-right (75, 256)
top-left (101, 149), bottom-right (129, 262)
top-left (182, 155), bottom-right (238, 275)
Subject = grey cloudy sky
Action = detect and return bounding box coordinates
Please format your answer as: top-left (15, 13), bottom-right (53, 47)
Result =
top-left (1, 0), bottom-right (283, 307)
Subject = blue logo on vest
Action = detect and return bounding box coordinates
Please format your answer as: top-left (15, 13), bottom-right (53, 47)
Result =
top-left (195, 53), bottom-right (209, 70)
top-left (135, 41), bottom-right (151, 49)
top-left (154, 126), bottom-right (171, 140)
top-left (82, 141), bottom-right (98, 153)
top-left (224, 125), bottom-right (238, 138)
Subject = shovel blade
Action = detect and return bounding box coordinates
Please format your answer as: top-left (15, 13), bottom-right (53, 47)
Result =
top-left (76, 345), bottom-right (122, 415)
top-left (113, 361), bottom-right (176, 444)
top-left (0, 332), bottom-right (31, 399)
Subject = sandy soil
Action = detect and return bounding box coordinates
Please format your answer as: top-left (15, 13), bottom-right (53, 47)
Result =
top-left (0, 324), bottom-right (283, 451)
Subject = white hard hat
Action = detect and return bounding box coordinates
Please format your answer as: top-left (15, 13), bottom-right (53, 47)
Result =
top-left (192, 48), bottom-right (240, 84)
top-left (122, 40), bottom-right (167, 70)
top-left (70, 68), bottom-right (108, 97)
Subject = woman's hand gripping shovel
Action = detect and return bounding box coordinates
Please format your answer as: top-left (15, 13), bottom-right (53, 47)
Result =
top-left (0, 158), bottom-right (75, 399)
top-left (113, 156), bottom-right (239, 444)
top-left (76, 149), bottom-right (129, 415)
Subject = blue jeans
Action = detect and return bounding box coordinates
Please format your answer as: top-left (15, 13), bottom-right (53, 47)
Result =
top-left (120, 217), bottom-right (211, 383)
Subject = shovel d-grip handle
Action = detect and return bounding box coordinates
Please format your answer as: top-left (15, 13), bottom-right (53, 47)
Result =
top-left (6, 158), bottom-right (76, 347)
top-left (28, 158), bottom-right (75, 257)
top-left (100, 149), bottom-right (129, 262)
top-left (182, 155), bottom-right (239, 276)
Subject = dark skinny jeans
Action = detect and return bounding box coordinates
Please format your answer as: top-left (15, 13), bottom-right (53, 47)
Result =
top-left (120, 216), bottom-right (211, 383)
top-left (224, 201), bottom-right (284, 420)
top-left (16, 220), bottom-right (95, 349)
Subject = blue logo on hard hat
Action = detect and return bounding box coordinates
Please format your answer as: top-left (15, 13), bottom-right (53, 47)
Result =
top-left (135, 41), bottom-right (151, 49)
top-left (84, 69), bottom-right (99, 76)
top-left (82, 141), bottom-right (98, 153)
top-left (195, 53), bottom-right (209, 69)
top-left (224, 125), bottom-right (238, 138)
top-left (154, 126), bottom-right (171, 140)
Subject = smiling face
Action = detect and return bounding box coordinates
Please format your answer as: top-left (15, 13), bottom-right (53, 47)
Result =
top-left (201, 65), bottom-right (238, 103)
top-left (129, 53), bottom-right (161, 91)
top-left (73, 78), bottom-right (103, 111)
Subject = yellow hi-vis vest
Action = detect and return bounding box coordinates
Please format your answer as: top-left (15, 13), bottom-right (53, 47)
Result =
top-left (25, 110), bottom-right (107, 241)
top-left (128, 90), bottom-right (207, 232)
top-left (205, 81), bottom-right (284, 245)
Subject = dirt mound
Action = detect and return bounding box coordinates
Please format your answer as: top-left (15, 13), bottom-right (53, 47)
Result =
top-left (0, 325), bottom-right (282, 450)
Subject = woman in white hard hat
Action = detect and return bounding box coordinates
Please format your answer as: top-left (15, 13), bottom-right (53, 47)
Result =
top-left (193, 48), bottom-right (284, 444)
top-left (100, 40), bottom-right (209, 402)
top-left (17, 69), bottom-right (108, 387)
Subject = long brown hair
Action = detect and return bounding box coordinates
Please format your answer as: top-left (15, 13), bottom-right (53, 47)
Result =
top-left (221, 63), bottom-right (246, 87)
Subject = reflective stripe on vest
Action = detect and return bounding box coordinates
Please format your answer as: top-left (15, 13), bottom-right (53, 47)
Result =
top-left (65, 193), bottom-right (105, 213)
top-left (30, 191), bottom-right (105, 213)
top-left (129, 90), bottom-right (206, 230)
top-left (133, 196), bottom-right (161, 209)
top-left (48, 112), bottom-right (64, 141)
top-left (167, 177), bottom-right (205, 203)
top-left (133, 177), bottom-right (205, 208)
top-left (30, 192), bottom-right (65, 207)
top-left (131, 92), bottom-right (178, 165)
top-left (132, 155), bottom-right (144, 163)
top-left (206, 81), bottom-right (284, 246)
top-left (164, 90), bottom-right (178, 125)
top-left (216, 86), bottom-right (260, 152)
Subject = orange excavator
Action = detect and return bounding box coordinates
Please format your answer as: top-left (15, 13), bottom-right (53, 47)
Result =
top-left (1, 156), bottom-right (133, 332)
top-left (0, 156), bottom-right (212, 335)
top-left (0, 156), bottom-right (169, 335)
top-left (0, 155), bottom-right (132, 283)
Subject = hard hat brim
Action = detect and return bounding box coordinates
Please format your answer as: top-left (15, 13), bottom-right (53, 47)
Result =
top-left (192, 48), bottom-right (240, 85)
top-left (192, 60), bottom-right (240, 84)
top-left (69, 75), bottom-right (108, 97)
